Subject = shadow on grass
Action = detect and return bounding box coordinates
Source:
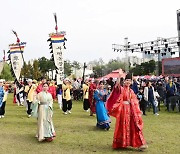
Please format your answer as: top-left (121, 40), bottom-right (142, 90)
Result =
top-left (112, 147), bottom-right (143, 153)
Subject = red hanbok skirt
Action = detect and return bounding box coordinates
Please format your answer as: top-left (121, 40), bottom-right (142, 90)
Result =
top-left (112, 102), bottom-right (146, 149)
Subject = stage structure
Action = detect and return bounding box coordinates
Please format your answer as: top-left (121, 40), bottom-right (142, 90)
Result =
top-left (8, 30), bottom-right (26, 80)
top-left (112, 10), bottom-right (180, 74)
top-left (48, 13), bottom-right (67, 85)
top-left (112, 36), bottom-right (179, 57)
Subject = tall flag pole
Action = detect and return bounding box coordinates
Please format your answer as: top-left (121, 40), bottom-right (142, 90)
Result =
top-left (48, 13), bottom-right (67, 84)
top-left (8, 30), bottom-right (26, 81)
top-left (3, 50), bottom-right (5, 61)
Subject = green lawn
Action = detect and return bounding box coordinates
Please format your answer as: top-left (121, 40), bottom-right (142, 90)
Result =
top-left (0, 94), bottom-right (180, 154)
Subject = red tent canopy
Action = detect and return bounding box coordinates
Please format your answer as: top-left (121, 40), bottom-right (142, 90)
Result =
top-left (100, 69), bottom-right (126, 80)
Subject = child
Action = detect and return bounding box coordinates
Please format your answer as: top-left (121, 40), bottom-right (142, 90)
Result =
top-left (137, 87), bottom-right (147, 116)
top-left (57, 84), bottom-right (63, 109)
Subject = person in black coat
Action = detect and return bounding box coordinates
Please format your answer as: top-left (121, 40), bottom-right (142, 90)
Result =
top-left (157, 82), bottom-right (166, 111)
top-left (137, 87), bottom-right (147, 115)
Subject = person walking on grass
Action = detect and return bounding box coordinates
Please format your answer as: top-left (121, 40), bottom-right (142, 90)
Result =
top-left (0, 80), bottom-right (5, 118)
top-left (82, 79), bottom-right (90, 112)
top-left (57, 84), bottom-right (63, 109)
top-left (89, 79), bottom-right (98, 116)
top-left (35, 82), bottom-right (56, 142)
top-left (106, 73), bottom-right (148, 151)
top-left (94, 81), bottom-right (111, 130)
top-left (62, 78), bottom-right (73, 115)
top-left (36, 77), bottom-right (47, 94)
top-left (24, 79), bottom-right (37, 118)
top-left (137, 87), bottom-right (147, 116)
top-left (49, 80), bottom-right (57, 100)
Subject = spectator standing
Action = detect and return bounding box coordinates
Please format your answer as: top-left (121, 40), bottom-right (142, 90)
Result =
top-left (144, 81), bottom-right (159, 115)
top-left (62, 78), bottom-right (73, 115)
top-left (166, 78), bottom-right (177, 111)
top-left (132, 78), bottom-right (139, 94)
top-left (137, 87), bottom-right (147, 116)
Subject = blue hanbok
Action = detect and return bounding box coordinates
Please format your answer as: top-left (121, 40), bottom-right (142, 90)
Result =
top-left (0, 87), bottom-right (4, 108)
top-left (94, 89), bottom-right (111, 130)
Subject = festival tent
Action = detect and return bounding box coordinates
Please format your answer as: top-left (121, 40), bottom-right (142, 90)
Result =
top-left (143, 75), bottom-right (151, 79)
top-left (98, 69), bottom-right (126, 80)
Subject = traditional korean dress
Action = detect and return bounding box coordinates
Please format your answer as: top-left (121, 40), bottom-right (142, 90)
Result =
top-left (36, 91), bottom-right (55, 142)
top-left (82, 83), bottom-right (90, 111)
top-left (106, 86), bottom-right (146, 149)
top-left (49, 83), bottom-right (57, 100)
top-left (89, 83), bottom-right (96, 114)
top-left (0, 86), bottom-right (4, 115)
top-left (94, 89), bottom-right (111, 130)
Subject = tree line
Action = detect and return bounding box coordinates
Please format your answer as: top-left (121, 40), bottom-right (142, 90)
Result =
top-left (0, 57), bottom-right (81, 81)
top-left (0, 56), bottom-right (159, 81)
top-left (91, 58), bottom-right (158, 77)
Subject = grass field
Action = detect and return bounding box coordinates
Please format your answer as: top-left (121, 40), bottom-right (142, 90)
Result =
top-left (0, 94), bottom-right (180, 154)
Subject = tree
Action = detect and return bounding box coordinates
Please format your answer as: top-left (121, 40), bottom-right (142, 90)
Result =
top-left (32, 60), bottom-right (41, 80)
top-left (64, 60), bottom-right (72, 76)
top-left (130, 60), bottom-right (156, 75)
top-left (106, 59), bottom-right (125, 74)
top-left (158, 61), bottom-right (162, 75)
top-left (27, 61), bottom-right (33, 78)
top-left (130, 64), bottom-right (143, 76)
top-left (72, 61), bottom-right (81, 77)
top-left (38, 57), bottom-right (49, 76)
top-left (38, 57), bottom-right (56, 78)
top-left (72, 61), bottom-right (81, 70)
top-left (21, 61), bottom-right (29, 78)
top-left (0, 63), bottom-right (14, 81)
top-left (92, 58), bottom-right (126, 78)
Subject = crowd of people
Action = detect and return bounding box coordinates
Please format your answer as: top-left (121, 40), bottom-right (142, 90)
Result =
top-left (0, 74), bottom-right (179, 151)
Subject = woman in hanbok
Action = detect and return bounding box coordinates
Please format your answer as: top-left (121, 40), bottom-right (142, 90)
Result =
top-left (49, 80), bottom-right (57, 100)
top-left (94, 81), bottom-right (111, 130)
top-left (35, 82), bottom-right (56, 142)
top-left (0, 80), bottom-right (4, 118)
top-left (0, 82), bottom-right (9, 118)
top-left (106, 73), bottom-right (148, 150)
top-left (89, 79), bottom-right (98, 116)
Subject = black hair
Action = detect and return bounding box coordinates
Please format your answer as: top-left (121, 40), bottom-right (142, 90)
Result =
top-left (99, 81), bottom-right (104, 85)
top-left (41, 77), bottom-right (46, 81)
top-left (146, 81), bottom-right (151, 87)
top-left (42, 82), bottom-right (49, 86)
top-left (139, 87), bottom-right (143, 90)
top-left (125, 73), bottom-right (132, 80)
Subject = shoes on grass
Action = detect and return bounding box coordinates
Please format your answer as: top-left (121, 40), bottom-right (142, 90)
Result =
top-left (154, 113), bottom-right (159, 116)
top-left (45, 137), bottom-right (53, 142)
top-left (64, 112), bottom-right (67, 115)
top-left (68, 110), bottom-right (71, 114)
top-left (138, 144), bottom-right (148, 151)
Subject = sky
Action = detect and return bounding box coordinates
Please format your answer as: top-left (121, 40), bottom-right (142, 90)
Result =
top-left (0, 0), bottom-right (180, 64)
